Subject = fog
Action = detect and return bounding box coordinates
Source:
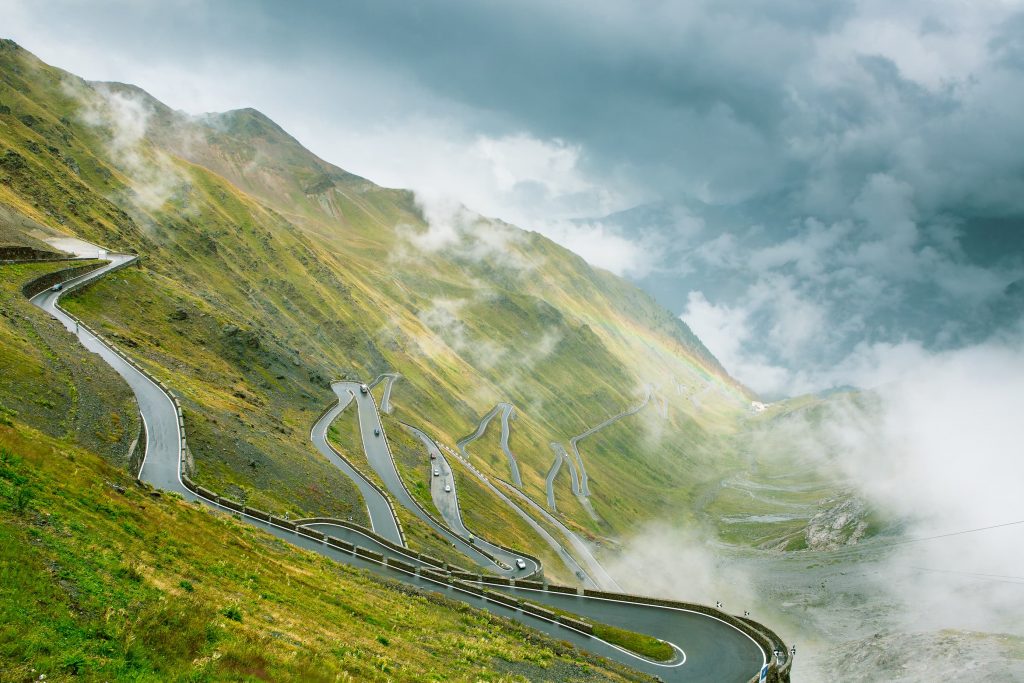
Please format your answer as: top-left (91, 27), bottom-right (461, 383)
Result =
top-left (64, 79), bottom-right (186, 213)
top-left (609, 325), bottom-right (1024, 680)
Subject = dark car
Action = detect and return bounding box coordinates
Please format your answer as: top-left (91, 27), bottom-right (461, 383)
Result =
top-left (374, 428), bottom-right (380, 437)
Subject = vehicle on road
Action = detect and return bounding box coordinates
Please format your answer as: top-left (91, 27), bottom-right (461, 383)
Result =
top-left (430, 452), bottom-right (436, 460)
top-left (50, 283), bottom-right (63, 292)
top-left (444, 484), bottom-right (451, 493)
top-left (373, 428), bottom-right (380, 437)
top-left (359, 384), bottom-right (369, 394)
top-left (433, 468), bottom-right (439, 476)
top-left (515, 558), bottom-right (527, 570)
top-left (468, 534), bottom-right (475, 543)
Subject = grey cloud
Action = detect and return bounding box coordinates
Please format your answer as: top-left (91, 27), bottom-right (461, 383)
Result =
top-left (6, 0), bottom-right (1024, 394)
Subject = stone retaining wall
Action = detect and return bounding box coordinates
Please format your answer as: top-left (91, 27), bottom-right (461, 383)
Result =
top-left (557, 615), bottom-right (593, 635)
top-left (243, 506), bottom-right (271, 522)
top-left (385, 557), bottom-right (415, 574)
top-left (452, 580), bottom-right (484, 596)
top-left (218, 497), bottom-right (244, 513)
top-left (483, 590), bottom-right (520, 609)
top-left (519, 602), bottom-right (557, 621)
top-left (421, 568), bottom-right (449, 584)
top-left (355, 547), bottom-right (384, 562)
top-left (481, 576), bottom-right (511, 586)
top-left (327, 537), bottom-right (355, 552)
top-left (418, 553), bottom-right (445, 568)
top-left (21, 261), bottom-right (107, 299)
top-left (270, 516), bottom-right (297, 531)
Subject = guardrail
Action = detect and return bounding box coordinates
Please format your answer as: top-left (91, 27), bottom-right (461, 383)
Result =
top-left (579, 588), bottom-right (787, 681)
top-left (32, 256), bottom-right (192, 492)
top-left (21, 260), bottom-right (109, 299)
top-left (355, 381), bottom-right (542, 579)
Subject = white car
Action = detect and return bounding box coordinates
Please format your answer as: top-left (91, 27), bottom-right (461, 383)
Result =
top-left (515, 558), bottom-right (527, 570)
top-left (359, 384), bottom-right (369, 394)
top-left (433, 469), bottom-right (439, 476)
top-left (50, 283), bottom-right (63, 292)
top-left (444, 484), bottom-right (451, 493)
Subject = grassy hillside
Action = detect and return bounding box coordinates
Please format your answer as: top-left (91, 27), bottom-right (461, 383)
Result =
top-left (0, 259), bottom-right (650, 682)
top-left (0, 420), bottom-right (648, 682)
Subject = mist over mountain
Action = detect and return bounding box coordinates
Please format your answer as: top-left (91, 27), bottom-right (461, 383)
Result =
top-left (583, 197), bottom-right (1023, 397)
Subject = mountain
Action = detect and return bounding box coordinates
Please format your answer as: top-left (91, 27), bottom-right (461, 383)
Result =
top-left (0, 36), bottom-right (769, 565)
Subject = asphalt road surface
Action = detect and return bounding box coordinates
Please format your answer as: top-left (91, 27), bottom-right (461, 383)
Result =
top-left (405, 423), bottom-right (539, 578)
top-left (569, 387), bottom-right (652, 497)
top-left (31, 255), bottom-right (188, 500)
top-left (368, 373), bottom-right (399, 414)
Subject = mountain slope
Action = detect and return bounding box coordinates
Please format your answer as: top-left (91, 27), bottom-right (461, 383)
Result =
top-left (0, 38), bottom-right (753, 552)
top-left (0, 261), bottom-right (646, 682)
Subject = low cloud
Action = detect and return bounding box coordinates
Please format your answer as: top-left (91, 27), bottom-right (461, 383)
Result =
top-left (415, 297), bottom-right (507, 372)
top-left (66, 80), bottom-right (186, 213)
top-left (534, 219), bottom-right (660, 277)
top-left (396, 193), bottom-right (534, 273)
top-left (609, 330), bottom-right (1024, 679)
top-left (607, 523), bottom-right (757, 610)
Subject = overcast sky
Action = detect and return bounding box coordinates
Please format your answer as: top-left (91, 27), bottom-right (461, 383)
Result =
top-left (4, 0), bottom-right (1023, 395)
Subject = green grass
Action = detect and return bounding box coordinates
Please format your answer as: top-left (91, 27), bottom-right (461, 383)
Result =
top-left (0, 261), bottom-right (141, 470)
top-left (525, 600), bottom-right (674, 662)
top-left (592, 624), bottom-right (674, 663)
top-left (0, 422), bottom-right (648, 682)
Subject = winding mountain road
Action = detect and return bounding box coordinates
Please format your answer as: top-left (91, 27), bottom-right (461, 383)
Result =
top-left (26, 250), bottom-right (774, 683)
top-left (545, 441), bottom-right (581, 509)
top-left (496, 478), bottom-right (623, 592)
top-left (435, 438), bottom-right (601, 588)
top-left (456, 402), bottom-right (522, 486)
top-left (570, 387), bottom-right (652, 497)
top-left (368, 372), bottom-right (399, 414)
top-left (332, 381), bottom-right (537, 578)
top-left (310, 389), bottom-right (403, 544)
top-left (545, 388), bottom-right (651, 513)
top-left (404, 424), bottom-right (540, 577)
